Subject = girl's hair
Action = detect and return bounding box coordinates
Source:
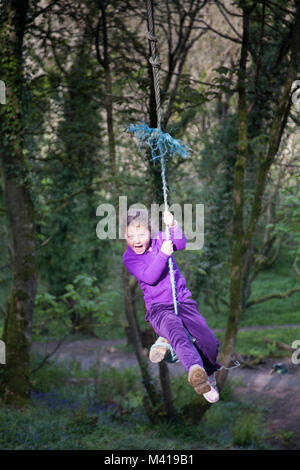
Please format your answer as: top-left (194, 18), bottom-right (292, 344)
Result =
top-left (126, 210), bottom-right (151, 231)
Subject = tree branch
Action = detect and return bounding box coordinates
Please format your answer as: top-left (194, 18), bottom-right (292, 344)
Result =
top-left (293, 256), bottom-right (300, 280)
top-left (246, 285), bottom-right (300, 308)
top-left (30, 334), bottom-right (68, 374)
top-left (95, 12), bottom-right (104, 67)
top-left (195, 18), bottom-right (242, 44)
top-left (247, 0), bottom-right (266, 114)
top-left (215, 0), bottom-right (242, 40)
top-left (25, 0), bottom-right (60, 26)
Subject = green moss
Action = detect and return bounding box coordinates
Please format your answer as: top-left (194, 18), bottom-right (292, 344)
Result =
top-left (2, 291), bottom-right (30, 406)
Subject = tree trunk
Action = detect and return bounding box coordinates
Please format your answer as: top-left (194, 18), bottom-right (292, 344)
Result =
top-left (218, 1), bottom-right (300, 388)
top-left (0, 0), bottom-right (37, 405)
top-left (158, 361), bottom-right (175, 416)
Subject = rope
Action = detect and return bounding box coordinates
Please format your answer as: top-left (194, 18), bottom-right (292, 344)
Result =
top-left (218, 360), bottom-right (241, 371)
top-left (146, 0), bottom-right (162, 129)
top-left (146, 0), bottom-right (179, 316)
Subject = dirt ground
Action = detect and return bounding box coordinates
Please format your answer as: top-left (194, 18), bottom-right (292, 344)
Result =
top-left (32, 337), bottom-right (300, 450)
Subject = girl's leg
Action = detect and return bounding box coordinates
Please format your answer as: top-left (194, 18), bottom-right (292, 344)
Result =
top-left (178, 300), bottom-right (221, 375)
top-left (148, 306), bottom-right (204, 371)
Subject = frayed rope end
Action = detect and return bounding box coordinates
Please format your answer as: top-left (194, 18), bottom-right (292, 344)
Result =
top-left (126, 121), bottom-right (192, 162)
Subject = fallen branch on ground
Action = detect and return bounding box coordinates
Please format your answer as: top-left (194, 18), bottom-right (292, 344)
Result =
top-left (261, 337), bottom-right (294, 351)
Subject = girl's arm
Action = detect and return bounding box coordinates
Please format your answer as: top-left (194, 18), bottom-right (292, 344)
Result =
top-left (123, 250), bottom-right (170, 285)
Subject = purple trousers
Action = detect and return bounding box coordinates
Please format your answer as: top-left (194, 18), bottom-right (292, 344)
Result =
top-left (146, 298), bottom-right (221, 375)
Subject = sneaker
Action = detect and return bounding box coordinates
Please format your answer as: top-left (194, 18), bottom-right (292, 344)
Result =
top-left (203, 373), bottom-right (219, 403)
top-left (149, 337), bottom-right (170, 363)
top-left (188, 364), bottom-right (211, 395)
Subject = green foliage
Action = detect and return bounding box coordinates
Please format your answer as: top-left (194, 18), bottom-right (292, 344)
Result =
top-left (0, 406), bottom-right (71, 450)
top-left (1, 0), bottom-right (300, 435)
top-left (274, 429), bottom-right (297, 449)
top-left (198, 246), bottom-right (300, 329)
top-left (30, 354), bottom-right (70, 393)
top-left (232, 412), bottom-right (265, 448)
top-left (33, 290), bottom-right (71, 339)
top-left (91, 366), bottom-right (142, 405)
top-left (0, 361), bottom-right (272, 450)
top-left (235, 328), bottom-right (300, 359)
top-left (33, 274), bottom-right (115, 339)
top-left (61, 274), bottom-right (114, 325)
top-left (266, 187), bottom-right (300, 259)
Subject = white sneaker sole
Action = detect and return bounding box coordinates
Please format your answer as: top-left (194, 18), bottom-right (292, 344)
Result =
top-left (188, 365), bottom-right (211, 395)
top-left (203, 375), bottom-right (219, 403)
top-left (149, 346), bottom-right (168, 363)
top-left (203, 388), bottom-right (219, 403)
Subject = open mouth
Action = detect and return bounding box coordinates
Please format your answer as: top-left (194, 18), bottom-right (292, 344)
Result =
top-left (134, 244), bottom-right (144, 251)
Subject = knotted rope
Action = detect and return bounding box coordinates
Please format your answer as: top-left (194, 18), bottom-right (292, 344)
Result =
top-left (145, 0), bottom-right (178, 315)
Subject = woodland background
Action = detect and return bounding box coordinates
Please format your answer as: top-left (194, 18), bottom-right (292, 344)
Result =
top-left (0, 0), bottom-right (300, 450)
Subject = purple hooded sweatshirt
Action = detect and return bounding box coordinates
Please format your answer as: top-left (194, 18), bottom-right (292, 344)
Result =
top-left (122, 222), bottom-right (192, 316)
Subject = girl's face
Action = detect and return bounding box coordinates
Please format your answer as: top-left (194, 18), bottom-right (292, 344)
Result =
top-left (125, 223), bottom-right (151, 255)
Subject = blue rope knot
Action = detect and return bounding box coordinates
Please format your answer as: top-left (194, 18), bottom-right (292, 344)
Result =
top-left (126, 122), bottom-right (192, 163)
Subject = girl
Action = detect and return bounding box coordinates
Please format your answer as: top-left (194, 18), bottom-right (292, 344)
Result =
top-left (122, 210), bottom-right (220, 403)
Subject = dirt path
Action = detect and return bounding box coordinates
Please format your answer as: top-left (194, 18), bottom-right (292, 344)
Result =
top-left (32, 334), bottom-right (300, 449)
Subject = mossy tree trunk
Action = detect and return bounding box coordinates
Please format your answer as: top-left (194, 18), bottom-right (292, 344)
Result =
top-left (218, 0), bottom-right (300, 388)
top-left (0, 0), bottom-right (37, 406)
top-left (217, 3), bottom-right (252, 387)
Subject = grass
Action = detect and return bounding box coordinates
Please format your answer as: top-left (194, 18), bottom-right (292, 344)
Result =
top-left (274, 429), bottom-right (298, 449)
top-left (232, 412), bottom-right (265, 448)
top-left (197, 247), bottom-right (300, 330)
top-left (235, 327), bottom-right (300, 359)
top-left (241, 247), bottom-right (300, 327)
top-left (209, 326), bottom-right (300, 361)
top-left (0, 247), bottom-right (298, 450)
top-left (0, 357), bottom-right (271, 450)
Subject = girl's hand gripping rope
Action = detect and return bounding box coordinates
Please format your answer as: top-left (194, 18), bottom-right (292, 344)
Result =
top-left (163, 211), bottom-right (175, 228)
top-left (161, 240), bottom-right (174, 256)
